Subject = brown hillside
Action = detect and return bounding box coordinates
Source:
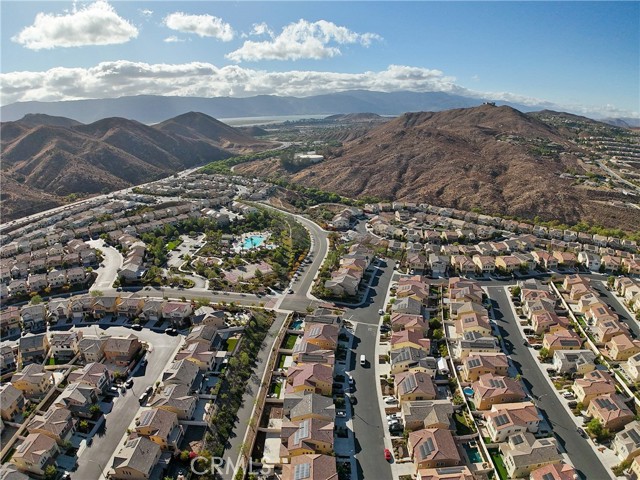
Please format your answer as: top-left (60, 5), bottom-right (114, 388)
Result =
top-left (236, 104), bottom-right (638, 230)
top-left (0, 112), bottom-right (273, 221)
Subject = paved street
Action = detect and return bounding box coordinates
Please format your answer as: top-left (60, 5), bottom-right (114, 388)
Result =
top-left (88, 239), bottom-right (123, 292)
top-left (343, 263), bottom-right (395, 480)
top-left (590, 280), bottom-right (640, 338)
top-left (72, 326), bottom-right (182, 480)
top-left (485, 286), bottom-right (612, 480)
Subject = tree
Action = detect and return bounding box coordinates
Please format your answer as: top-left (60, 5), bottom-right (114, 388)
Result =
top-left (607, 275), bottom-right (616, 288)
top-left (538, 347), bottom-right (551, 361)
top-left (90, 289), bottom-right (104, 297)
top-left (511, 286), bottom-right (521, 297)
top-left (234, 466), bottom-right (244, 480)
top-left (89, 404), bottom-right (101, 416)
top-left (432, 329), bottom-right (444, 340)
top-left (79, 420), bottom-right (89, 432)
top-left (438, 344), bottom-right (449, 358)
top-left (44, 465), bottom-right (58, 480)
top-left (30, 294), bottom-right (43, 305)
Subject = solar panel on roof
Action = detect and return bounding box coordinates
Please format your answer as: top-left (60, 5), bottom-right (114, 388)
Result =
top-left (468, 358), bottom-right (481, 368)
top-left (293, 462), bottom-right (311, 480)
top-left (595, 397), bottom-right (617, 411)
top-left (419, 437), bottom-right (435, 458)
top-left (139, 410), bottom-right (154, 426)
top-left (494, 414), bottom-right (510, 426)
top-left (628, 429), bottom-right (640, 445)
top-left (403, 374), bottom-right (417, 394)
top-left (512, 434), bottom-right (524, 445)
top-left (293, 419), bottom-right (310, 444)
top-left (542, 473), bottom-right (554, 480)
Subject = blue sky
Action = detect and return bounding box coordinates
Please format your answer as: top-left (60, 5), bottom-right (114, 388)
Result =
top-left (1, 1), bottom-right (638, 118)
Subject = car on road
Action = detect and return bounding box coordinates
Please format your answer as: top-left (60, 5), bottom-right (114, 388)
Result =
top-left (108, 386), bottom-right (119, 395)
top-left (125, 379), bottom-right (134, 389)
top-left (378, 308), bottom-right (385, 315)
top-left (164, 327), bottom-right (178, 335)
top-left (383, 396), bottom-right (397, 405)
top-left (287, 288), bottom-right (294, 294)
top-left (522, 339), bottom-right (530, 347)
top-left (346, 393), bottom-right (357, 405)
top-left (132, 324), bottom-right (143, 331)
top-left (120, 386), bottom-right (126, 394)
top-left (145, 386), bottom-right (153, 395)
top-left (139, 393), bottom-right (148, 405)
top-left (384, 448), bottom-right (392, 461)
top-left (577, 427), bottom-right (588, 438)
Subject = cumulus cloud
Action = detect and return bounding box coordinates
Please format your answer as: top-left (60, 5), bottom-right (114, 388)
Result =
top-left (139, 9), bottom-right (153, 17)
top-left (164, 36), bottom-right (185, 43)
top-left (12, 1), bottom-right (138, 50)
top-left (164, 12), bottom-right (234, 41)
top-left (226, 19), bottom-right (382, 62)
top-left (0, 61), bottom-right (635, 118)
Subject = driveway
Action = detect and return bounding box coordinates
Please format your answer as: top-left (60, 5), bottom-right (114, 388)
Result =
top-left (88, 239), bottom-right (123, 291)
top-left (72, 326), bottom-right (182, 479)
top-left (485, 286), bottom-right (613, 480)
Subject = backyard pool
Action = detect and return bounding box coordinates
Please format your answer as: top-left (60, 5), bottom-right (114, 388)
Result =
top-left (290, 319), bottom-right (303, 330)
top-left (463, 443), bottom-right (483, 463)
top-left (242, 235), bottom-right (265, 250)
top-left (463, 387), bottom-right (474, 396)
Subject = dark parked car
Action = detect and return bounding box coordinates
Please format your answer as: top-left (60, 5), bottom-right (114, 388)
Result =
top-left (132, 324), bottom-right (143, 331)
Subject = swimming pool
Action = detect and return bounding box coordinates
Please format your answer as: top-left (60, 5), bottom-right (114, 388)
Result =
top-left (290, 319), bottom-right (303, 330)
top-left (463, 387), bottom-right (474, 396)
top-left (242, 235), bottom-right (265, 249)
top-left (463, 443), bottom-right (483, 463)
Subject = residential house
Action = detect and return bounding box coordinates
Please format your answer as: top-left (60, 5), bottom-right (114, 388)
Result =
top-left (417, 466), bottom-right (475, 480)
top-left (54, 383), bottom-right (98, 418)
top-left (401, 400), bottom-right (454, 432)
top-left (1, 307), bottom-right (22, 338)
top-left (461, 353), bottom-right (509, 382)
top-left (392, 297), bottom-right (423, 316)
top-left (0, 384), bottom-right (25, 421)
top-left (532, 251), bottom-right (558, 270)
top-left (573, 370), bottom-right (616, 406)
top-left (26, 408), bottom-right (75, 445)
top-left (140, 299), bottom-right (166, 322)
top-left (18, 333), bottom-right (49, 367)
top-left (174, 343), bottom-right (216, 371)
top-left (292, 341), bottom-right (335, 367)
top-left (531, 311), bottom-right (570, 335)
top-left (395, 371), bottom-right (437, 402)
top-left (528, 463), bottom-right (578, 480)
top-left (473, 255), bottom-right (496, 275)
top-left (77, 335), bottom-right (107, 363)
top-left (408, 428), bottom-right (461, 470)
top-left (134, 408), bottom-right (183, 451)
top-left (500, 432), bottom-right (561, 478)
top-left (10, 433), bottom-right (59, 477)
top-left (110, 437), bottom-right (162, 480)
top-left (594, 317), bottom-right (628, 344)
top-left (91, 295), bottom-right (122, 319)
top-left (185, 324), bottom-right (219, 348)
top-left (12, 364), bottom-right (53, 397)
top-left (473, 374), bottom-right (526, 410)
top-left (148, 383), bottom-right (196, 420)
top-left (577, 252), bottom-right (601, 272)
top-left (613, 420), bottom-right (640, 461)
top-left (552, 251), bottom-right (577, 268)
top-left (390, 330), bottom-right (431, 353)
top-left (303, 323), bottom-right (339, 351)
top-left (47, 298), bottom-right (70, 323)
top-left (20, 304), bottom-right (47, 333)
top-left (587, 393), bottom-right (634, 432)
top-left (495, 255), bottom-right (522, 273)
top-left (453, 331), bottom-right (500, 360)
top-left (0, 464), bottom-right (30, 480)
top-left (281, 454), bottom-right (338, 480)
top-left (116, 295), bottom-right (145, 319)
top-left (626, 350), bottom-right (640, 382)
top-left (67, 362), bottom-right (112, 394)
top-left (0, 346), bottom-right (17, 375)
top-left (285, 363), bottom-right (334, 396)
top-left (485, 402), bottom-right (540, 443)
top-left (191, 306), bottom-right (226, 328)
top-left (390, 347), bottom-right (436, 374)
top-left (551, 350), bottom-right (596, 376)
top-left (49, 331), bottom-right (83, 362)
top-left (161, 301), bottom-right (193, 328)
top-left (390, 313), bottom-right (428, 334)
top-left (103, 334), bottom-right (142, 366)
top-left (162, 360), bottom-right (199, 388)
top-left (542, 328), bottom-right (582, 353)
top-left (283, 393), bottom-right (335, 422)
top-left (607, 333), bottom-right (640, 361)
top-left (280, 418), bottom-right (334, 458)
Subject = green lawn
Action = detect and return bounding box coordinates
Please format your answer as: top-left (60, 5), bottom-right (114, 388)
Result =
top-left (283, 334), bottom-right (298, 349)
top-left (278, 355), bottom-right (290, 369)
top-left (166, 239), bottom-right (183, 251)
top-left (453, 413), bottom-right (474, 435)
top-left (273, 382), bottom-right (282, 396)
top-left (224, 337), bottom-right (239, 352)
top-left (490, 451), bottom-right (509, 480)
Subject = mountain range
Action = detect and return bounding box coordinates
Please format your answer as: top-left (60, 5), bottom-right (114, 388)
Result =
top-left (0, 112), bottom-right (271, 221)
top-left (0, 90), bottom-right (551, 125)
top-left (236, 104), bottom-right (640, 231)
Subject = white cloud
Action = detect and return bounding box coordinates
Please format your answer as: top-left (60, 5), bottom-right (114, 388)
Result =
top-left (139, 9), bottom-right (153, 17)
top-left (250, 22), bottom-right (274, 38)
top-left (226, 19), bottom-right (383, 62)
top-left (12, 1), bottom-right (138, 50)
top-left (164, 36), bottom-right (185, 43)
top-left (164, 12), bottom-right (234, 41)
top-left (0, 61), bottom-right (635, 119)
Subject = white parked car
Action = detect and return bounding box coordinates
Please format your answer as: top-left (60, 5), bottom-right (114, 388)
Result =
top-left (562, 391), bottom-right (575, 399)
top-left (386, 413), bottom-right (401, 421)
top-left (383, 396), bottom-right (397, 405)
top-left (378, 309), bottom-right (385, 315)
